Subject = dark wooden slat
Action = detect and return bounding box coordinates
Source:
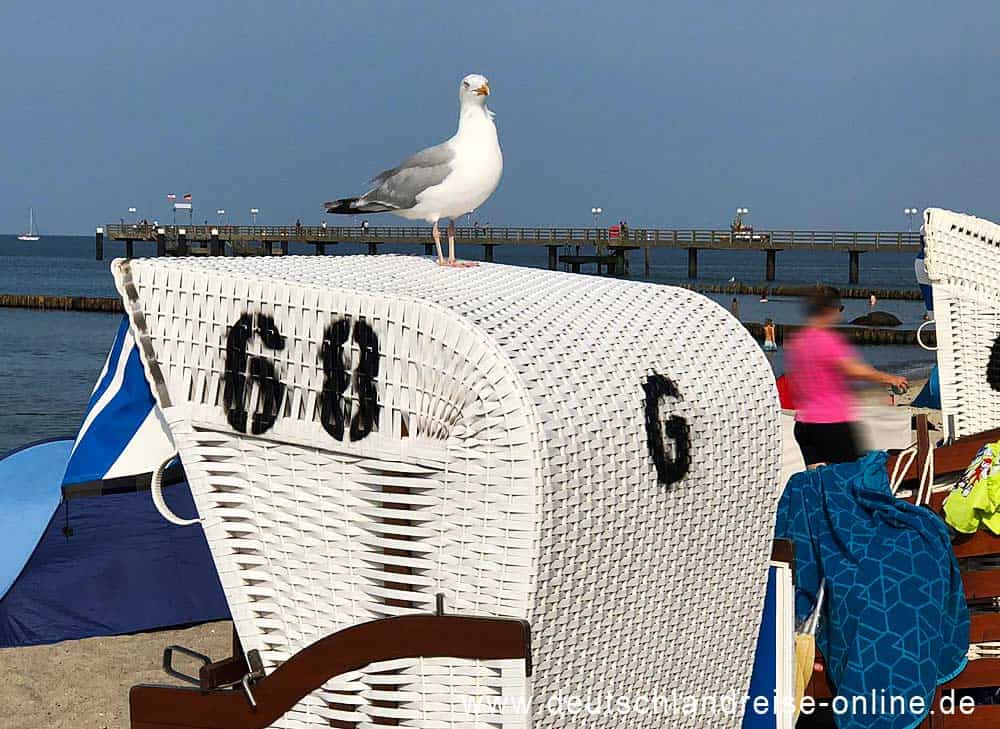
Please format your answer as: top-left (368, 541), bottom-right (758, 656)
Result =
top-left (962, 570), bottom-right (1000, 601)
top-left (952, 530), bottom-right (1000, 559)
top-left (931, 703), bottom-right (1000, 729)
top-left (888, 427), bottom-right (1000, 487)
top-left (939, 658), bottom-right (1000, 690)
top-left (770, 538), bottom-right (795, 565)
top-left (968, 613), bottom-right (1000, 643)
top-left (130, 614), bottom-right (530, 729)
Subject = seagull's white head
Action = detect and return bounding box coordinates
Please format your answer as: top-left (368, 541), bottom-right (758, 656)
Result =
top-left (459, 74), bottom-right (490, 106)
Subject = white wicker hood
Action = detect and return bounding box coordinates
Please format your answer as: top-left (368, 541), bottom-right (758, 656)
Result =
top-left (113, 254), bottom-right (781, 728)
top-left (923, 208), bottom-right (1000, 439)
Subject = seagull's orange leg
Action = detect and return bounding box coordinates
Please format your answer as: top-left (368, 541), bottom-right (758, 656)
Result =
top-left (448, 220), bottom-right (478, 267)
top-left (433, 221), bottom-right (446, 264)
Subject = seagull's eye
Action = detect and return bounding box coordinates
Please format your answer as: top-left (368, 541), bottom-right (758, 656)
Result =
top-left (463, 81), bottom-right (469, 88)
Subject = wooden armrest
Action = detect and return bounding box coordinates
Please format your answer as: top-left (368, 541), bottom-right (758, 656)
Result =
top-left (130, 614), bottom-right (531, 729)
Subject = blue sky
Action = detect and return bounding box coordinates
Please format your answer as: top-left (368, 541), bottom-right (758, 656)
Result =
top-left (2, 0), bottom-right (998, 234)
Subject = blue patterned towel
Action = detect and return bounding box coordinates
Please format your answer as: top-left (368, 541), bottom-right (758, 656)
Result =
top-left (776, 451), bottom-right (968, 729)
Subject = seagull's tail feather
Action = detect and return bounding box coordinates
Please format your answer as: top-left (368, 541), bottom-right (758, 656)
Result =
top-left (324, 197), bottom-right (395, 215)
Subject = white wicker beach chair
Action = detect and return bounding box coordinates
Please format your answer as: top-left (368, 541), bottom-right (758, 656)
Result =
top-left (114, 255), bottom-right (781, 728)
top-left (923, 209), bottom-right (1000, 440)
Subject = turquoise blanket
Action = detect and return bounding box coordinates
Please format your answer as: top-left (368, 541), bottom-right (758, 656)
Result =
top-left (776, 452), bottom-right (968, 729)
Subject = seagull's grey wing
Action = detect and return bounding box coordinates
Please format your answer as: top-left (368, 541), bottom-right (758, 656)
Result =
top-left (360, 142), bottom-right (455, 210)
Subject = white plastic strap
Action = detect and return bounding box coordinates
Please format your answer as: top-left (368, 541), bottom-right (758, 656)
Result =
top-left (151, 456), bottom-right (200, 526)
top-left (915, 443), bottom-right (935, 507)
top-left (889, 445), bottom-right (917, 495)
top-left (916, 320), bottom-right (937, 351)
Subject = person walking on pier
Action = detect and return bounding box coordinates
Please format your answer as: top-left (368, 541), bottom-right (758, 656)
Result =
top-left (786, 286), bottom-right (908, 467)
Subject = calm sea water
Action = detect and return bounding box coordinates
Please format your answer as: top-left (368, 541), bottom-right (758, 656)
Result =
top-left (0, 234), bottom-right (935, 453)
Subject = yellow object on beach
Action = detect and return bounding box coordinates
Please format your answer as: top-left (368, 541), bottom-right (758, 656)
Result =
top-left (943, 442), bottom-right (1000, 535)
top-left (794, 633), bottom-right (816, 720)
top-left (794, 579), bottom-right (824, 720)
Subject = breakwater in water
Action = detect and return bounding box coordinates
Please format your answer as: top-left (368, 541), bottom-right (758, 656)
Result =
top-left (0, 294), bottom-right (123, 313)
top-left (0, 294), bottom-right (932, 347)
top-left (681, 283), bottom-right (922, 301)
top-left (744, 321), bottom-right (935, 347)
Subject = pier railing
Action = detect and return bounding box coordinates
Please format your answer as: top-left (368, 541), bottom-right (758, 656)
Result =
top-left (104, 224), bottom-right (923, 252)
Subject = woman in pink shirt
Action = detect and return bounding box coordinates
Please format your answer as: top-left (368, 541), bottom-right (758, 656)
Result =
top-left (786, 286), bottom-right (909, 467)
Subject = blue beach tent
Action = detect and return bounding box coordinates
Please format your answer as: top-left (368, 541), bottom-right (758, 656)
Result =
top-left (0, 318), bottom-right (228, 648)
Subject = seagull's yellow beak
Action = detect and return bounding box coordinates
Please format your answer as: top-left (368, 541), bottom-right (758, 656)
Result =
top-left (475, 82), bottom-right (490, 96)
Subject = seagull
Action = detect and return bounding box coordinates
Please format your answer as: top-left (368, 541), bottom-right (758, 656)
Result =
top-left (325, 73), bottom-right (503, 267)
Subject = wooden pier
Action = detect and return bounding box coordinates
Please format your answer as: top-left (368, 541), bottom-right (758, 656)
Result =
top-left (98, 224), bottom-right (922, 284)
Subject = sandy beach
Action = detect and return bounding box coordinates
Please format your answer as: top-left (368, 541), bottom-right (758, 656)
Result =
top-left (3, 621), bottom-right (231, 729)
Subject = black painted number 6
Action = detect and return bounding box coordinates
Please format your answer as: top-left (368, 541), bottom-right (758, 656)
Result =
top-left (643, 373), bottom-right (691, 486)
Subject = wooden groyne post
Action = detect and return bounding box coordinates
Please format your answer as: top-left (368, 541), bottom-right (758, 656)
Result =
top-left (0, 294), bottom-right (124, 314)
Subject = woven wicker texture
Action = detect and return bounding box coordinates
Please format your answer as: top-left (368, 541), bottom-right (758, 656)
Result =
top-left (113, 255), bottom-right (781, 728)
top-left (924, 209), bottom-right (1000, 439)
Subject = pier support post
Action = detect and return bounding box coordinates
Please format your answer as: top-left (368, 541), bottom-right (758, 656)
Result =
top-left (483, 244), bottom-right (495, 263)
top-left (547, 245), bottom-right (559, 270)
top-left (766, 250), bottom-right (777, 282)
top-left (210, 230), bottom-right (221, 256)
top-left (614, 249), bottom-right (627, 276)
top-left (316, 242), bottom-right (325, 255)
top-left (424, 243), bottom-right (434, 255)
top-left (156, 228), bottom-right (166, 257)
top-left (367, 241), bottom-right (377, 255)
top-left (177, 229), bottom-right (188, 256)
top-left (687, 248), bottom-right (698, 279)
top-left (281, 241), bottom-right (289, 256)
top-left (644, 247), bottom-right (650, 277)
top-left (125, 239), bottom-right (134, 259)
top-left (95, 227), bottom-right (104, 261)
top-left (849, 250), bottom-right (860, 284)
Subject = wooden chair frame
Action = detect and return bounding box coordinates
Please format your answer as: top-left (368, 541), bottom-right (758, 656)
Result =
top-left (130, 613), bottom-right (531, 729)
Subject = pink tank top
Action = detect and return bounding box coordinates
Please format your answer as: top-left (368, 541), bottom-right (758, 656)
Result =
top-left (785, 327), bottom-right (857, 423)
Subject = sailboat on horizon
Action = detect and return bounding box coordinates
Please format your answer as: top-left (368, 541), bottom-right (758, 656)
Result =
top-left (18, 207), bottom-right (41, 241)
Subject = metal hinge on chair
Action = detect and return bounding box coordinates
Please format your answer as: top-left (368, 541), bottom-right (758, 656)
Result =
top-left (239, 650), bottom-right (266, 709)
top-left (163, 645), bottom-right (213, 686)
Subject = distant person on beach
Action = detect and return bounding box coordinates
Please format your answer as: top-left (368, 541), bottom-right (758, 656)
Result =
top-left (730, 297), bottom-right (740, 319)
top-left (870, 293), bottom-right (877, 309)
top-left (362, 219), bottom-right (370, 234)
top-left (760, 288), bottom-right (769, 303)
top-left (786, 286), bottom-right (909, 467)
top-left (763, 319), bottom-right (777, 352)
